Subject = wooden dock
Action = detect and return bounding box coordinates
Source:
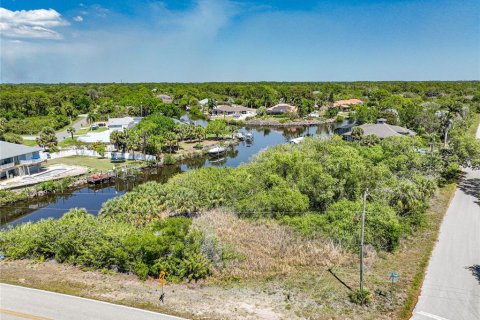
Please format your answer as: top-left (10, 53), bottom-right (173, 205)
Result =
top-left (87, 172), bottom-right (115, 184)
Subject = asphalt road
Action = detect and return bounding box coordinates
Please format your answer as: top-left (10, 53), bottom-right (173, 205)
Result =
top-left (56, 115), bottom-right (88, 141)
top-left (411, 126), bottom-right (480, 320)
top-left (0, 283), bottom-right (184, 320)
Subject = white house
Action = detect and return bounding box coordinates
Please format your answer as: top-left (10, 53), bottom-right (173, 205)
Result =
top-left (108, 117), bottom-right (142, 131)
top-left (0, 141), bottom-right (44, 179)
top-left (199, 98), bottom-right (209, 107)
top-left (212, 105), bottom-right (256, 117)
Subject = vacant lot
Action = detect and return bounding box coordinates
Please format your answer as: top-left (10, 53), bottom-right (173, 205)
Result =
top-left (0, 182), bottom-right (456, 320)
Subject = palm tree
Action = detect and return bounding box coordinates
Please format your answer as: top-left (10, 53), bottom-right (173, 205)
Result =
top-left (193, 125), bottom-right (206, 141)
top-left (110, 130), bottom-right (122, 150)
top-left (164, 132), bottom-right (178, 153)
top-left (351, 127), bottom-right (364, 141)
top-left (67, 126), bottom-right (75, 140)
top-left (87, 112), bottom-right (98, 124)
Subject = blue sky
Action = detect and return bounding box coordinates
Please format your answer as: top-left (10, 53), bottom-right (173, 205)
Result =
top-left (1, 0), bottom-right (478, 83)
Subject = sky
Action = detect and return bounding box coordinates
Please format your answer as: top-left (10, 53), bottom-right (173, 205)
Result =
top-left (0, 0), bottom-right (479, 83)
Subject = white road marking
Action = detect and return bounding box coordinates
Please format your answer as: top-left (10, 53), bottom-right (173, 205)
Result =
top-left (416, 311), bottom-right (451, 320)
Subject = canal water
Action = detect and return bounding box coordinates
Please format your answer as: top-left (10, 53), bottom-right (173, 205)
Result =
top-left (0, 122), bottom-right (342, 226)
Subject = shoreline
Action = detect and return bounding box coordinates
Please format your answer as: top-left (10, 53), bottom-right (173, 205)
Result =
top-left (245, 118), bottom-right (336, 127)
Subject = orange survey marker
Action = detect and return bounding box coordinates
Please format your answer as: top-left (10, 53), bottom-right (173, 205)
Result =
top-left (159, 271), bottom-right (166, 304)
top-left (159, 271), bottom-right (166, 286)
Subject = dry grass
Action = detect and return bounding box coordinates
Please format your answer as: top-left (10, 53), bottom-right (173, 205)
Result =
top-left (0, 184), bottom-right (458, 319)
top-left (193, 211), bottom-right (354, 280)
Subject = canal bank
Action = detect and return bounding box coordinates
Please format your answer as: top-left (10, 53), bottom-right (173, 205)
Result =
top-left (0, 122), bottom-right (344, 226)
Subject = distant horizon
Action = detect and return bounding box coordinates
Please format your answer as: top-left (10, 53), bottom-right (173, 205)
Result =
top-left (1, 0), bottom-right (479, 83)
top-left (2, 79), bottom-right (479, 85)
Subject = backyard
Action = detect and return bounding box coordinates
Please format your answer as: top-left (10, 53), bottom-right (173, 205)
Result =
top-left (46, 156), bottom-right (125, 172)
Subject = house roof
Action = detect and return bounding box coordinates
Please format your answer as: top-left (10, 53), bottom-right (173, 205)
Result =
top-left (214, 105), bottom-right (254, 112)
top-left (156, 94), bottom-right (172, 102)
top-left (199, 98), bottom-right (209, 105)
top-left (333, 99), bottom-right (363, 107)
top-left (343, 122), bottom-right (416, 139)
top-left (267, 104), bottom-right (297, 113)
top-left (108, 117), bottom-right (135, 126)
top-left (0, 141), bottom-right (42, 160)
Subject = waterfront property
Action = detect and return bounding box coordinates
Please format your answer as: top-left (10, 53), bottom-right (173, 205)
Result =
top-left (211, 105), bottom-right (256, 118)
top-left (333, 98), bottom-right (363, 111)
top-left (108, 117), bottom-right (142, 131)
top-left (0, 141), bottom-right (44, 180)
top-left (267, 103), bottom-right (297, 114)
top-left (342, 118), bottom-right (416, 140)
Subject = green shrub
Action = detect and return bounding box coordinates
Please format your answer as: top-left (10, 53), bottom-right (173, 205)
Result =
top-left (349, 289), bottom-right (372, 305)
top-left (0, 190), bottom-right (29, 206)
top-left (163, 154), bottom-right (176, 165)
top-left (0, 209), bottom-right (210, 281)
top-left (283, 200), bottom-right (402, 252)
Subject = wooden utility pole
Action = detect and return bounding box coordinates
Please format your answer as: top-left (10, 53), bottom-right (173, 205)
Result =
top-left (360, 188), bottom-right (368, 291)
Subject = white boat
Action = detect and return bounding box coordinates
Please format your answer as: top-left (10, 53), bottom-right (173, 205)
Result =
top-left (289, 137), bottom-right (305, 144)
top-left (208, 146), bottom-right (227, 154)
top-left (245, 132), bottom-right (254, 142)
top-left (236, 132), bottom-right (245, 140)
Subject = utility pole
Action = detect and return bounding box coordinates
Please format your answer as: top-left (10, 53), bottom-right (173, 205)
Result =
top-left (360, 188), bottom-right (368, 291)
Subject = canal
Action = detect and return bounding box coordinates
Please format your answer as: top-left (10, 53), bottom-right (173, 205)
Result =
top-left (0, 122), bottom-right (343, 226)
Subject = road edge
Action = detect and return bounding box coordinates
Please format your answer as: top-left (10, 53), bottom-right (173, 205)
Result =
top-left (400, 184), bottom-right (457, 320)
top-left (0, 282), bottom-right (186, 320)
top-left (402, 113), bottom-right (480, 319)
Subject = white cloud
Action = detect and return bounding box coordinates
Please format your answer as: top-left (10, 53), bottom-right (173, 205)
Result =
top-left (0, 8), bottom-right (69, 40)
top-left (73, 15), bottom-right (83, 22)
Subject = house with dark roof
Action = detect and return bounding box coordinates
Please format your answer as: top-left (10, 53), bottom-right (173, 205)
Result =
top-left (342, 119), bottom-right (416, 141)
top-left (267, 103), bottom-right (297, 115)
top-left (0, 141), bottom-right (44, 179)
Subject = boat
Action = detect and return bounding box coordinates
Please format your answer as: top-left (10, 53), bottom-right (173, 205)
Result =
top-left (245, 132), bottom-right (254, 142)
top-left (207, 146), bottom-right (227, 155)
top-left (236, 132), bottom-right (245, 140)
top-left (289, 137), bottom-right (305, 144)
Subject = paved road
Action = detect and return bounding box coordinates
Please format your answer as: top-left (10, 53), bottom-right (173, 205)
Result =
top-left (56, 115), bottom-right (88, 141)
top-left (0, 283), bottom-right (184, 320)
top-left (411, 126), bottom-right (480, 320)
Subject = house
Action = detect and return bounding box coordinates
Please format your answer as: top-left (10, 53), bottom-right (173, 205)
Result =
top-left (199, 98), bottom-right (209, 107)
top-left (212, 105), bottom-right (256, 117)
top-left (333, 98), bottom-right (363, 111)
top-left (0, 141), bottom-right (44, 179)
top-left (156, 94), bottom-right (173, 103)
top-left (108, 117), bottom-right (142, 131)
top-left (342, 118), bottom-right (416, 141)
top-left (267, 103), bottom-right (297, 115)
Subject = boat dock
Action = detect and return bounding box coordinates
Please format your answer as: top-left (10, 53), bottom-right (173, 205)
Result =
top-left (87, 172), bottom-right (115, 184)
